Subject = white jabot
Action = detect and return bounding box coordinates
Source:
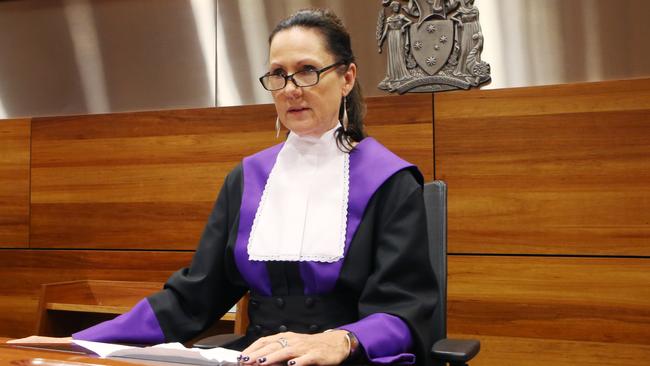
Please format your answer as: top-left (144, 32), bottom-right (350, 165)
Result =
top-left (248, 126), bottom-right (349, 262)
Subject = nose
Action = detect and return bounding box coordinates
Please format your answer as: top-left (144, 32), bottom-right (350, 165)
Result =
top-left (283, 77), bottom-right (303, 98)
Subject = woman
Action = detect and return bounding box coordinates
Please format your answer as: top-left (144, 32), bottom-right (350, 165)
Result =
top-left (10, 9), bottom-right (436, 366)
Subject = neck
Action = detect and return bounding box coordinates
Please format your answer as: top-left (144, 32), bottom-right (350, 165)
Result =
top-left (291, 120), bottom-right (340, 139)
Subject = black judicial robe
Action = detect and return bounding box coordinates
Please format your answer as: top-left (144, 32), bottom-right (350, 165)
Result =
top-left (74, 138), bottom-right (437, 365)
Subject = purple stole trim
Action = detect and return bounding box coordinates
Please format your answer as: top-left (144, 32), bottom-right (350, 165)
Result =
top-left (235, 138), bottom-right (414, 295)
top-left (234, 143), bottom-right (284, 296)
top-left (72, 299), bottom-right (165, 344)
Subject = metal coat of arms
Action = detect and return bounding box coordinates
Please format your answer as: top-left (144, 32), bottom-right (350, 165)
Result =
top-left (377, 0), bottom-right (491, 93)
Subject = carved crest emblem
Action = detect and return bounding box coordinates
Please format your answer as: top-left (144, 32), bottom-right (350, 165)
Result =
top-left (410, 19), bottom-right (454, 75)
top-left (377, 0), bottom-right (491, 93)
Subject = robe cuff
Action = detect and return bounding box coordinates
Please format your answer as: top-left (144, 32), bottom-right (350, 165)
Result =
top-left (72, 298), bottom-right (165, 344)
top-left (339, 313), bottom-right (415, 365)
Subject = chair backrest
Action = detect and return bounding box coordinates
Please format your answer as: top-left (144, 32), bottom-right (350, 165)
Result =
top-left (423, 181), bottom-right (447, 342)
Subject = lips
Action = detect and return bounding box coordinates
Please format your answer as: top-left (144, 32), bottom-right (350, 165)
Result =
top-left (288, 106), bottom-right (309, 113)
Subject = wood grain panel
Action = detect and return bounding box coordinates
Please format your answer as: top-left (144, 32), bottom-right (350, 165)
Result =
top-left (449, 334), bottom-right (650, 366)
top-left (32, 202), bottom-right (211, 249)
top-left (434, 78), bottom-right (650, 255)
top-left (31, 95), bottom-right (432, 249)
top-left (0, 340), bottom-right (197, 366)
top-left (366, 94), bottom-right (433, 180)
top-left (0, 249), bottom-right (191, 338)
top-left (435, 78), bottom-right (650, 120)
top-left (366, 123), bottom-right (433, 180)
top-left (0, 119), bottom-right (30, 247)
top-left (30, 104), bottom-right (280, 140)
top-left (447, 256), bottom-right (650, 345)
top-left (31, 106), bottom-right (277, 250)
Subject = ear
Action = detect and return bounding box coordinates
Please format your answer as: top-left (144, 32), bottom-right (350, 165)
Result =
top-left (342, 63), bottom-right (357, 96)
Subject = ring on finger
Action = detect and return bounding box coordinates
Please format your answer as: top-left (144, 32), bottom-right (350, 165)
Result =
top-left (276, 337), bottom-right (289, 348)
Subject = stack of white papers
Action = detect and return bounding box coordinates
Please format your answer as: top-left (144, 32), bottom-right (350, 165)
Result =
top-left (73, 340), bottom-right (239, 365)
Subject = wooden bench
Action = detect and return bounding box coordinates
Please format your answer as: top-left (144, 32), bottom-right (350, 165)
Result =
top-left (36, 280), bottom-right (249, 338)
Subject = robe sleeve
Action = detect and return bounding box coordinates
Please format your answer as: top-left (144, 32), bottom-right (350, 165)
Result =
top-left (74, 166), bottom-right (248, 344)
top-left (340, 170), bottom-right (436, 365)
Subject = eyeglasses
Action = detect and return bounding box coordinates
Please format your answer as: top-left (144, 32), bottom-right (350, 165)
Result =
top-left (259, 61), bottom-right (345, 91)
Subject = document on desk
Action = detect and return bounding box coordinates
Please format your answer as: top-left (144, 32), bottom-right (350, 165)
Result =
top-left (72, 340), bottom-right (239, 365)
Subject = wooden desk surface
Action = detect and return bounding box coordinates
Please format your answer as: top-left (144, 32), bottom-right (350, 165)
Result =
top-left (0, 340), bottom-right (135, 366)
top-left (0, 339), bottom-right (367, 366)
top-left (0, 339), bottom-right (237, 366)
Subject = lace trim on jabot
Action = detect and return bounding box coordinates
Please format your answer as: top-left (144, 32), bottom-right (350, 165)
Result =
top-left (338, 153), bottom-right (350, 261)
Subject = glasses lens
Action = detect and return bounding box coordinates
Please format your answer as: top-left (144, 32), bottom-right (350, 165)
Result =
top-left (293, 70), bottom-right (319, 87)
top-left (263, 75), bottom-right (286, 91)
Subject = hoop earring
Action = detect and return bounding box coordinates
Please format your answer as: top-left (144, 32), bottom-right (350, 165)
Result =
top-left (275, 117), bottom-right (281, 138)
top-left (341, 97), bottom-right (348, 131)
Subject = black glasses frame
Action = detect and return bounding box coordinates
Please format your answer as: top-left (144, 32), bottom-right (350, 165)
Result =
top-left (258, 61), bottom-right (345, 91)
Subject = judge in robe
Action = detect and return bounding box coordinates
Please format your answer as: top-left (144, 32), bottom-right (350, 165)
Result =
top-left (10, 9), bottom-right (437, 366)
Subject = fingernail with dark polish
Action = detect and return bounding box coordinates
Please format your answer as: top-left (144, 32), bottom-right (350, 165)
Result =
top-left (288, 361), bottom-right (296, 366)
top-left (237, 355), bottom-right (242, 361)
top-left (242, 356), bottom-right (250, 362)
top-left (258, 357), bottom-right (266, 364)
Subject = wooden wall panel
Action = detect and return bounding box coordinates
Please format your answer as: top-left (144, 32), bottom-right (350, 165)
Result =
top-left (434, 78), bottom-right (650, 255)
top-left (31, 106), bottom-right (277, 249)
top-left (0, 250), bottom-right (191, 338)
top-left (447, 256), bottom-right (650, 365)
top-left (30, 95), bottom-right (433, 249)
top-left (434, 78), bottom-right (650, 120)
top-left (447, 256), bottom-right (650, 344)
top-left (366, 94), bottom-right (434, 180)
top-left (0, 119), bottom-right (30, 247)
top-left (450, 334), bottom-right (650, 366)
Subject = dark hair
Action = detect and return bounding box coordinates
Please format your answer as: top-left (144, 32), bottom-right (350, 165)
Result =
top-left (269, 8), bottom-right (367, 152)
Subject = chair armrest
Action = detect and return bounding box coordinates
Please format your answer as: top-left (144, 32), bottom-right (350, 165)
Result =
top-left (431, 338), bottom-right (480, 364)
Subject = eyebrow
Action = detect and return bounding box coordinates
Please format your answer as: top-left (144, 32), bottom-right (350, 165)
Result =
top-left (268, 58), bottom-right (323, 69)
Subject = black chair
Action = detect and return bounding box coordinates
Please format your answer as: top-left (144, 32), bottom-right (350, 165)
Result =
top-left (424, 181), bottom-right (480, 366)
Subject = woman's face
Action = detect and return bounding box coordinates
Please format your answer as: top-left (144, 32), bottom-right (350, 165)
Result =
top-left (268, 27), bottom-right (356, 138)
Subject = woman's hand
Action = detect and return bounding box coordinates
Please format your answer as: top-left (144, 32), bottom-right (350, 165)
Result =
top-left (6, 336), bottom-right (73, 344)
top-left (239, 330), bottom-right (349, 366)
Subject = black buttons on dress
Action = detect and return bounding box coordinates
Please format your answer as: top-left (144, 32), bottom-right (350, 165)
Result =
top-left (275, 297), bottom-right (285, 308)
top-left (278, 325), bottom-right (288, 332)
top-left (304, 297), bottom-right (315, 308)
top-left (308, 324), bottom-right (319, 333)
top-left (250, 300), bottom-right (260, 309)
top-left (253, 325), bottom-right (263, 334)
